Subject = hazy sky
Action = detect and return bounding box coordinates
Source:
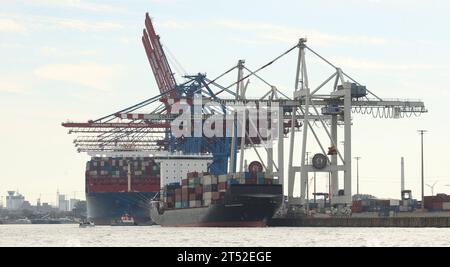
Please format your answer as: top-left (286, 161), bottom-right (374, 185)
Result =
top-left (1, 0), bottom-right (450, 205)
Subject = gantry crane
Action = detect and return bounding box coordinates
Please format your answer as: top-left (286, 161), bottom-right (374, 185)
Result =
top-left (63, 13), bottom-right (427, 208)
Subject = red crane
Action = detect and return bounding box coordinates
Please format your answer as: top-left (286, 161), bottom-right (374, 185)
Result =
top-left (62, 14), bottom-right (177, 152)
top-left (142, 13), bottom-right (178, 98)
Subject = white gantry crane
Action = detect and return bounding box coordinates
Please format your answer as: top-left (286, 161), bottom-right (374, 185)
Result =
top-left (210, 38), bottom-right (426, 209)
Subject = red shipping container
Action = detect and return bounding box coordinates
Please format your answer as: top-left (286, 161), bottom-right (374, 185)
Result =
top-left (189, 194), bottom-right (197, 201)
top-left (212, 192), bottom-right (221, 200)
top-left (424, 196), bottom-right (435, 210)
top-left (182, 179), bottom-right (188, 186)
top-left (195, 186), bottom-right (203, 195)
top-left (182, 188), bottom-right (189, 201)
top-left (351, 206), bottom-right (362, 213)
top-left (432, 202), bottom-right (443, 211)
top-left (352, 200), bottom-right (362, 207)
top-left (246, 179), bottom-right (257, 185)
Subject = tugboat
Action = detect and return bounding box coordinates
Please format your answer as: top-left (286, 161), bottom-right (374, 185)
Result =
top-left (111, 214), bottom-right (136, 226)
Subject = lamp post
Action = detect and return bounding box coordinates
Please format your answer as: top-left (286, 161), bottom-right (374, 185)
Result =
top-left (418, 130), bottom-right (427, 210)
top-left (354, 156), bottom-right (361, 195)
top-left (306, 152), bottom-right (311, 203)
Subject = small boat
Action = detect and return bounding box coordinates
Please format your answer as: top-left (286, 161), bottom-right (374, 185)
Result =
top-left (111, 214), bottom-right (136, 226)
top-left (79, 221), bottom-right (95, 228)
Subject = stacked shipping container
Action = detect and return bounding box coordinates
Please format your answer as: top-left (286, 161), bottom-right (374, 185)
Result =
top-left (351, 199), bottom-right (401, 214)
top-left (162, 171), bottom-right (278, 209)
top-left (424, 194), bottom-right (450, 211)
top-left (86, 157), bottom-right (160, 193)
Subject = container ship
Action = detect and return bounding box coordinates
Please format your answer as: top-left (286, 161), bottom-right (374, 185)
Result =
top-left (150, 156), bottom-right (283, 227)
top-left (63, 13), bottom-right (283, 227)
top-left (85, 156), bottom-right (160, 225)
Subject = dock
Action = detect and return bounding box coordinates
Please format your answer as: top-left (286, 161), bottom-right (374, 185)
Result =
top-left (268, 214), bottom-right (450, 228)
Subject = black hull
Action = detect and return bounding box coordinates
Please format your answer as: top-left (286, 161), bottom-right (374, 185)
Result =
top-left (151, 185), bottom-right (283, 227)
top-left (87, 192), bottom-right (156, 225)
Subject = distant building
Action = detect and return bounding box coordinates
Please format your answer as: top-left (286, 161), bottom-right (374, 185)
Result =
top-left (69, 199), bottom-right (80, 211)
top-left (41, 202), bottom-right (53, 213)
top-left (22, 201), bottom-right (32, 210)
top-left (6, 191), bottom-right (25, 210)
top-left (58, 194), bottom-right (69, 212)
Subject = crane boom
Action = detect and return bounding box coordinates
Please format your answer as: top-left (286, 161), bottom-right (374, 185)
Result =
top-left (142, 13), bottom-right (177, 98)
top-left (62, 122), bottom-right (170, 128)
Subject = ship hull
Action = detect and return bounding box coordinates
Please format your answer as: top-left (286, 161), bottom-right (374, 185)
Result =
top-left (151, 185), bottom-right (283, 227)
top-left (87, 192), bottom-right (156, 225)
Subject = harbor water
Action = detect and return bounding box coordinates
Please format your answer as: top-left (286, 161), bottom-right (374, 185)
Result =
top-left (0, 225), bottom-right (449, 247)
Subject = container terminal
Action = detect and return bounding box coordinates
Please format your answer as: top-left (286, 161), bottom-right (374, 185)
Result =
top-left (61, 13), bottom-right (450, 227)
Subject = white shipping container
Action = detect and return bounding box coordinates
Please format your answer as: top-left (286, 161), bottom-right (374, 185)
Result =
top-left (203, 175), bottom-right (212, 185)
top-left (203, 199), bottom-right (212, 206)
top-left (218, 175), bottom-right (228, 183)
top-left (203, 192), bottom-right (212, 200)
top-left (390, 199), bottom-right (400, 206)
top-left (443, 202), bottom-right (450, 211)
top-left (203, 175), bottom-right (219, 185)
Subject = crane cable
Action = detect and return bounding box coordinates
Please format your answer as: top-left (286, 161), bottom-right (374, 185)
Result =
top-left (215, 44), bottom-right (298, 96)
